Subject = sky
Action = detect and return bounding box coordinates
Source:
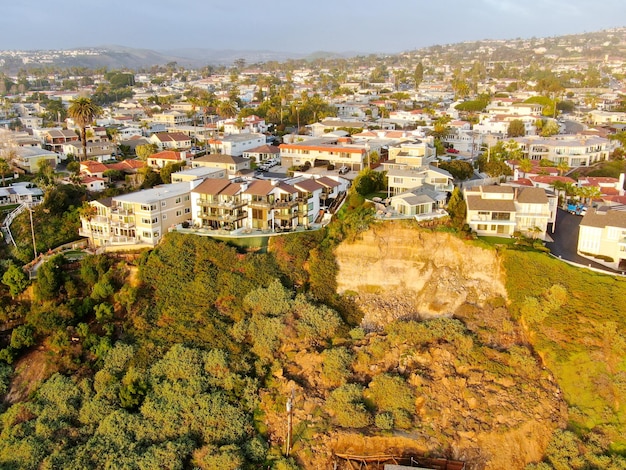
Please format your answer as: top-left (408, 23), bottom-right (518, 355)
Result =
top-left (1, 0), bottom-right (625, 54)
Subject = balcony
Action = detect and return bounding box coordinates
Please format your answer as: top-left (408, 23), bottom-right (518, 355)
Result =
top-left (111, 207), bottom-right (134, 216)
top-left (197, 198), bottom-right (246, 209)
top-left (200, 210), bottom-right (247, 222)
top-left (274, 209), bottom-right (298, 221)
top-left (110, 220), bottom-right (136, 229)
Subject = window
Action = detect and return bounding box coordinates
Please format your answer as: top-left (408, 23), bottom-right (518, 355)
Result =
top-left (154, 231), bottom-right (160, 238)
top-left (477, 224), bottom-right (487, 230)
top-left (492, 212), bottom-right (510, 220)
top-left (175, 197), bottom-right (181, 204)
top-left (184, 195), bottom-right (190, 201)
top-left (161, 201), bottom-right (167, 207)
top-left (176, 210), bottom-right (182, 217)
top-left (184, 208), bottom-right (190, 214)
top-left (162, 214), bottom-right (167, 220)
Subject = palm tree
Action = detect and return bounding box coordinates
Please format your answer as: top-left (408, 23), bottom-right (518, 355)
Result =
top-left (557, 160), bottom-right (569, 176)
top-left (78, 201), bottom-right (97, 249)
top-left (217, 100), bottom-right (238, 119)
top-left (68, 97), bottom-right (101, 162)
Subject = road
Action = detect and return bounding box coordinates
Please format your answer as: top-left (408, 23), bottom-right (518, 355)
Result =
top-left (545, 208), bottom-right (622, 274)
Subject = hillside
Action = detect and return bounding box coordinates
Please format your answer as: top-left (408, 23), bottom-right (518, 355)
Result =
top-left (0, 224), bottom-right (625, 469)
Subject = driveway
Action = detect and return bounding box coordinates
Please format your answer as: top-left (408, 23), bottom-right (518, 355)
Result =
top-left (546, 208), bottom-right (621, 273)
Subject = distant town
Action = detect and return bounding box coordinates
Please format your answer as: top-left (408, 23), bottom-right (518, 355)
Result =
top-left (1, 26), bottom-right (625, 272)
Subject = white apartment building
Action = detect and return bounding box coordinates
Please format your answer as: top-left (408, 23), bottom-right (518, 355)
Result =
top-left (513, 134), bottom-right (611, 167)
top-left (209, 133), bottom-right (266, 156)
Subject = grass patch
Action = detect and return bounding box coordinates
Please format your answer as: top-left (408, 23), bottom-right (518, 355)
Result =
top-left (478, 236), bottom-right (516, 246)
top-left (503, 249), bottom-right (626, 445)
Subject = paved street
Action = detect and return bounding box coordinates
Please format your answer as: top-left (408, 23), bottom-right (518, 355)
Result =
top-left (546, 208), bottom-right (622, 274)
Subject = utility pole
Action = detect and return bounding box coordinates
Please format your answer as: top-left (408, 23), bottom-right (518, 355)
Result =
top-left (285, 388), bottom-right (294, 457)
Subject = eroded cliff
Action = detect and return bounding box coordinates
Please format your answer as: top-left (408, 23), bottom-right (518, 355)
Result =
top-left (335, 223), bottom-right (508, 328)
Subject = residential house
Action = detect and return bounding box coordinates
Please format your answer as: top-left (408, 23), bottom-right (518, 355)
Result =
top-left (146, 150), bottom-right (192, 169)
top-left (382, 142), bottom-right (453, 196)
top-left (39, 129), bottom-right (79, 153)
top-left (80, 176), bottom-right (106, 192)
top-left (314, 176), bottom-right (342, 208)
top-left (190, 178), bottom-right (248, 231)
top-left (79, 181), bottom-right (198, 247)
top-left (62, 140), bottom-right (116, 161)
top-left (290, 177), bottom-right (324, 226)
top-left (465, 185), bottom-right (553, 239)
top-left (80, 160), bottom-right (109, 179)
top-left (171, 166), bottom-right (226, 183)
top-left (578, 206), bottom-right (626, 271)
top-left (151, 111), bottom-right (191, 127)
top-left (513, 134), bottom-right (611, 167)
top-left (388, 183), bottom-right (448, 220)
top-left (191, 154), bottom-right (251, 175)
top-left (0, 182), bottom-right (43, 205)
top-left (242, 144), bottom-right (280, 164)
top-left (279, 137), bottom-right (367, 171)
top-left (12, 147), bottom-right (58, 173)
top-left (243, 180), bottom-right (299, 230)
top-left (149, 132), bottom-right (192, 150)
top-left (208, 133), bottom-right (266, 156)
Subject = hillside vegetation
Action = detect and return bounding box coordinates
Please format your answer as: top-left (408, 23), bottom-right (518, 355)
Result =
top-left (0, 222), bottom-right (624, 469)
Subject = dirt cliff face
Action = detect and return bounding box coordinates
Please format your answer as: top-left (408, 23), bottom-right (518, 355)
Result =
top-left (335, 223), bottom-right (508, 328)
top-left (323, 222), bottom-right (567, 469)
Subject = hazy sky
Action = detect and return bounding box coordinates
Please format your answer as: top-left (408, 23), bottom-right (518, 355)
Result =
top-left (2, 0), bottom-right (625, 53)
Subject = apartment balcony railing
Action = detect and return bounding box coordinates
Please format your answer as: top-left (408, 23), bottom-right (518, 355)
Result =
top-left (274, 209), bottom-right (298, 221)
top-left (110, 220), bottom-right (136, 229)
top-left (111, 207), bottom-right (134, 216)
top-left (200, 210), bottom-right (247, 222)
top-left (197, 199), bottom-right (246, 209)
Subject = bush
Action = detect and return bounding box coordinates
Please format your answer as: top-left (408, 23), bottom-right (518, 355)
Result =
top-left (375, 412), bottom-right (394, 430)
top-left (326, 384), bottom-right (371, 428)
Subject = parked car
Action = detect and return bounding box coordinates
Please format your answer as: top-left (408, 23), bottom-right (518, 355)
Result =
top-left (338, 166), bottom-right (349, 174)
top-left (447, 148), bottom-right (460, 154)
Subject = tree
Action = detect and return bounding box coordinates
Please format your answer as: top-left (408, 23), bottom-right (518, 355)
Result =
top-left (0, 157), bottom-right (10, 186)
top-left (446, 187), bottom-right (466, 227)
top-left (414, 62), bottom-right (424, 88)
top-left (518, 158), bottom-right (533, 178)
top-left (2, 262), bottom-right (29, 297)
top-left (556, 160), bottom-right (569, 176)
top-left (507, 119), bottom-right (526, 137)
top-left (78, 202), bottom-right (97, 249)
top-left (68, 97), bottom-right (101, 162)
top-left (439, 160), bottom-right (474, 180)
top-left (540, 120), bottom-right (560, 137)
top-left (136, 143), bottom-right (158, 161)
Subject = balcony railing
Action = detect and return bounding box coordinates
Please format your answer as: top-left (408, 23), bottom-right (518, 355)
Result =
top-left (111, 207), bottom-right (134, 216)
top-left (197, 199), bottom-right (246, 209)
top-left (200, 211), bottom-right (247, 222)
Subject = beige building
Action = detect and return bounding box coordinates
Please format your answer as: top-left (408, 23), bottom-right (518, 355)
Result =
top-left (578, 207), bottom-right (626, 271)
top-left (465, 185), bottom-right (554, 240)
top-left (382, 142), bottom-right (453, 196)
top-left (79, 181), bottom-right (199, 247)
